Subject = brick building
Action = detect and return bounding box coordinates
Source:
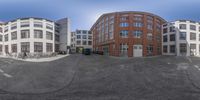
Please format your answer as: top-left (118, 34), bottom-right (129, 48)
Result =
top-left (90, 11), bottom-right (166, 57)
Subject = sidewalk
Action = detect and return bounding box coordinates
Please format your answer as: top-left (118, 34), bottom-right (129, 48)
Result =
top-left (0, 54), bottom-right (70, 62)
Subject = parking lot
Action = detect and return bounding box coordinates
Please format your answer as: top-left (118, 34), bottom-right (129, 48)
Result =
top-left (0, 54), bottom-right (200, 100)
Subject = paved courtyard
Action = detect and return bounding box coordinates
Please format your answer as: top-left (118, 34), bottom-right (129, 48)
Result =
top-left (0, 54), bottom-right (200, 100)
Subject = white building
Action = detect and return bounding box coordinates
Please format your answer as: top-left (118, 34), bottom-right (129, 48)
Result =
top-left (0, 17), bottom-right (70, 56)
top-left (71, 30), bottom-right (92, 53)
top-left (56, 18), bottom-right (71, 53)
top-left (162, 20), bottom-right (200, 56)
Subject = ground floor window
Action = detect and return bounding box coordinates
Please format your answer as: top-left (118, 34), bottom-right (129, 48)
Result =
top-left (34, 42), bottom-right (43, 52)
top-left (21, 42), bottom-right (30, 53)
top-left (190, 44), bottom-right (196, 56)
top-left (46, 43), bottom-right (53, 52)
top-left (11, 44), bottom-right (17, 53)
top-left (163, 45), bottom-right (168, 53)
top-left (180, 43), bottom-right (187, 54)
top-left (120, 43), bottom-right (128, 57)
top-left (55, 44), bottom-right (59, 52)
top-left (0, 45), bottom-right (2, 52)
top-left (5, 45), bottom-right (8, 53)
top-left (157, 46), bottom-right (161, 55)
top-left (147, 45), bottom-right (153, 56)
top-left (170, 45), bottom-right (175, 53)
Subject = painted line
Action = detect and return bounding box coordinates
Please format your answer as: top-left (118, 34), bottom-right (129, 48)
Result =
top-left (194, 65), bottom-right (200, 71)
top-left (187, 57), bottom-right (192, 63)
top-left (0, 69), bottom-right (4, 73)
top-left (0, 68), bottom-right (12, 78)
top-left (3, 73), bottom-right (12, 78)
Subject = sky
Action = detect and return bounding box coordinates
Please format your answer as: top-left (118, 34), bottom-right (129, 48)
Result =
top-left (0, 0), bottom-right (199, 31)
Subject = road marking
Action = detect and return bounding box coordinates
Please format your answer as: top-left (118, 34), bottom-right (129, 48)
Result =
top-left (194, 65), bottom-right (200, 70)
top-left (0, 69), bottom-right (4, 73)
top-left (187, 57), bottom-right (192, 63)
top-left (3, 73), bottom-right (12, 78)
top-left (0, 68), bottom-right (12, 78)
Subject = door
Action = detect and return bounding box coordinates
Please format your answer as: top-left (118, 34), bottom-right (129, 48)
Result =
top-left (103, 46), bottom-right (109, 55)
top-left (133, 45), bottom-right (143, 57)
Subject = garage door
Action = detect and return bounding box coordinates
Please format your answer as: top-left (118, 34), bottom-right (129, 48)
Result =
top-left (133, 45), bottom-right (143, 57)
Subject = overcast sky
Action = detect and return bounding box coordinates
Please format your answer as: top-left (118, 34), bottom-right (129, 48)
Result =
top-left (0, 0), bottom-right (199, 31)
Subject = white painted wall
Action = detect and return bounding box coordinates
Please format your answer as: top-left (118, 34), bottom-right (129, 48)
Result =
top-left (162, 20), bottom-right (200, 56)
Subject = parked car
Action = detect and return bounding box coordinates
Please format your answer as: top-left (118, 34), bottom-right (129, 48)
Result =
top-left (83, 48), bottom-right (91, 55)
top-left (58, 51), bottom-right (67, 55)
top-left (97, 51), bottom-right (104, 55)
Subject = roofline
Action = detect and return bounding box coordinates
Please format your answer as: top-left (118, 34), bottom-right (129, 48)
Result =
top-left (164, 19), bottom-right (200, 24)
top-left (2, 17), bottom-right (55, 25)
top-left (90, 11), bottom-right (167, 30)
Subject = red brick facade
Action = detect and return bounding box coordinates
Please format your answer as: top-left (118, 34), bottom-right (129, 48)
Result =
top-left (91, 11), bottom-right (166, 57)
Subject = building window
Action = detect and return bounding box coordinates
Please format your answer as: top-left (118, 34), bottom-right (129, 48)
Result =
top-left (169, 26), bottom-right (175, 32)
top-left (133, 16), bottom-right (142, 21)
top-left (170, 34), bottom-right (175, 41)
top-left (120, 16), bottom-right (128, 21)
top-left (0, 27), bottom-right (2, 33)
top-left (156, 34), bottom-right (161, 42)
top-left (34, 30), bottom-right (43, 39)
top-left (199, 27), bottom-right (200, 32)
top-left (190, 25), bottom-right (196, 31)
top-left (77, 30), bottom-right (81, 34)
top-left (180, 43), bottom-right (187, 53)
top-left (120, 30), bottom-right (128, 38)
top-left (170, 45), bottom-right (175, 53)
top-left (133, 30), bottom-right (142, 38)
top-left (147, 24), bottom-right (153, 30)
top-left (4, 26), bottom-right (8, 33)
top-left (147, 45), bottom-right (153, 56)
top-left (147, 33), bottom-right (153, 40)
top-left (21, 42), bottom-right (30, 53)
top-left (163, 45), bottom-right (168, 53)
top-left (46, 24), bottom-right (53, 30)
top-left (190, 32), bottom-right (196, 40)
top-left (55, 44), bottom-right (59, 52)
top-left (163, 28), bottom-right (168, 34)
top-left (120, 22), bottom-right (129, 27)
top-left (133, 22), bottom-right (143, 27)
top-left (88, 41), bottom-right (92, 45)
top-left (21, 22), bottom-right (30, 27)
top-left (0, 45), bottom-right (2, 52)
top-left (163, 35), bottom-right (167, 42)
top-left (179, 24), bottom-right (186, 29)
top-left (11, 31), bottom-right (17, 40)
top-left (21, 30), bottom-right (30, 39)
top-left (88, 36), bottom-right (92, 40)
top-left (82, 41), bottom-right (87, 45)
top-left (120, 43), bottom-right (128, 57)
top-left (77, 35), bottom-right (81, 39)
top-left (157, 46), bottom-right (161, 54)
top-left (190, 44), bottom-right (196, 56)
top-left (0, 35), bottom-right (2, 41)
top-left (5, 45), bottom-right (8, 53)
top-left (180, 32), bottom-right (186, 40)
top-left (34, 42), bottom-right (43, 52)
top-left (34, 22), bottom-right (43, 28)
top-left (55, 34), bottom-right (59, 42)
top-left (46, 43), bottom-right (53, 52)
top-left (11, 23), bottom-right (17, 30)
top-left (76, 40), bottom-right (81, 45)
top-left (11, 44), bottom-right (17, 53)
top-left (46, 31), bottom-right (53, 40)
top-left (82, 35), bottom-right (87, 39)
top-left (199, 34), bottom-right (200, 41)
top-left (4, 34), bottom-right (8, 41)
